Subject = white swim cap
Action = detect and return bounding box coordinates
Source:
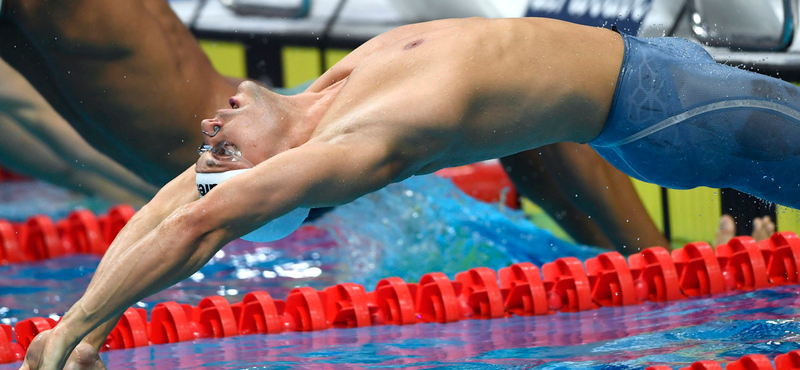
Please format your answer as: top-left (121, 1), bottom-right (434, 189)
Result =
top-left (195, 169), bottom-right (309, 242)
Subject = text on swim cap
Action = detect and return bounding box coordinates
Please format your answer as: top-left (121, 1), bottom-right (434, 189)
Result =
top-left (197, 183), bottom-right (217, 196)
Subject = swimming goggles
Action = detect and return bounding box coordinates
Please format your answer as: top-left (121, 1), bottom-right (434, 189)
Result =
top-left (198, 140), bottom-right (254, 167)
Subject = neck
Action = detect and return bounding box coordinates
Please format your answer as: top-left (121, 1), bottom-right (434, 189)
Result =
top-left (283, 80), bottom-right (346, 147)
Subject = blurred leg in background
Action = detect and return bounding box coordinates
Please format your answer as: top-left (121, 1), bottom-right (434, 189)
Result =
top-left (503, 143), bottom-right (669, 253)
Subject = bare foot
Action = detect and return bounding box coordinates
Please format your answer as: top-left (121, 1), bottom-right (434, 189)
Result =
top-left (714, 214), bottom-right (736, 246)
top-left (751, 215), bottom-right (776, 243)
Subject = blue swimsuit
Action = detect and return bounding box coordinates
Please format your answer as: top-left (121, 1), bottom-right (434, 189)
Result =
top-left (590, 33), bottom-right (800, 208)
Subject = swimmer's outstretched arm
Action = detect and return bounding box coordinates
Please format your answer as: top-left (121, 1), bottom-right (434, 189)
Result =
top-left (20, 140), bottom-right (398, 370)
top-left (20, 167), bottom-right (200, 370)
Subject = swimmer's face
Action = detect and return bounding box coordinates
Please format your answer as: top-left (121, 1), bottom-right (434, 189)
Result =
top-left (197, 81), bottom-right (289, 173)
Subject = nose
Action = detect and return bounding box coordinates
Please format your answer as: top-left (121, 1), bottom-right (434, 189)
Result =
top-left (201, 118), bottom-right (221, 138)
top-left (237, 80), bottom-right (262, 99)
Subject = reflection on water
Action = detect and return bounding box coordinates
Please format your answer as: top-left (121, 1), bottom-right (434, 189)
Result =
top-left (2, 286), bottom-right (797, 369)
top-left (2, 176), bottom-right (796, 368)
top-left (0, 180), bottom-right (113, 222)
top-left (1, 175), bottom-right (599, 324)
top-left (312, 175), bottom-right (603, 286)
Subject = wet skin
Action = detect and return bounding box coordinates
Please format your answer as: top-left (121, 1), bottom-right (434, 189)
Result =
top-left (1, 0), bottom-right (664, 364)
top-left (18, 17), bottom-right (626, 370)
top-left (1, 0), bottom-right (663, 254)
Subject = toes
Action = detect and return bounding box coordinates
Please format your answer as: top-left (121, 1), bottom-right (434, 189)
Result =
top-left (753, 217), bottom-right (764, 231)
top-left (715, 214), bottom-right (736, 246)
top-left (720, 215), bottom-right (735, 231)
top-left (752, 216), bottom-right (776, 242)
top-left (764, 216), bottom-right (776, 234)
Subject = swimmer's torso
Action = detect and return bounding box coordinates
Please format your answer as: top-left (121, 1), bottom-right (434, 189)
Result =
top-left (308, 18), bottom-right (625, 179)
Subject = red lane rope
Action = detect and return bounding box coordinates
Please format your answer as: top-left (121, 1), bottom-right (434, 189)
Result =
top-left (646, 352), bottom-right (800, 369)
top-left (1, 214), bottom-right (799, 366)
top-left (0, 204), bottom-right (134, 265)
top-left (0, 162), bottom-right (797, 367)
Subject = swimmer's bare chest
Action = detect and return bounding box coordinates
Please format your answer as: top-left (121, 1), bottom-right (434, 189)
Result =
top-left (311, 18), bottom-right (623, 176)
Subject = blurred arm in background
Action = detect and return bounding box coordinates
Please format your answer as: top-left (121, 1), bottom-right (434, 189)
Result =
top-left (0, 0), bottom-right (238, 185)
top-left (0, 58), bottom-right (157, 205)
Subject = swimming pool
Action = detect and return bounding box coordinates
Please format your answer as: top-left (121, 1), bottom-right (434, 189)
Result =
top-left (1, 175), bottom-right (799, 369)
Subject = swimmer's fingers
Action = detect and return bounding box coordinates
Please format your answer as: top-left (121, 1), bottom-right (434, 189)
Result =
top-left (17, 327), bottom-right (75, 370)
top-left (18, 329), bottom-right (47, 370)
top-left (64, 342), bottom-right (106, 370)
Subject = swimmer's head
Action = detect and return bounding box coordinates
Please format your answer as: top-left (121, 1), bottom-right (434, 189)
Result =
top-left (198, 81), bottom-right (302, 172)
top-left (194, 81), bottom-right (322, 241)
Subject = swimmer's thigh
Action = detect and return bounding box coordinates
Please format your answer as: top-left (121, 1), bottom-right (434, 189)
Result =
top-left (591, 35), bottom-right (800, 207)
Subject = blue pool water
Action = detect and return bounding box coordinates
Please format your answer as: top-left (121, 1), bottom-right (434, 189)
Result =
top-left (1, 175), bottom-right (798, 369)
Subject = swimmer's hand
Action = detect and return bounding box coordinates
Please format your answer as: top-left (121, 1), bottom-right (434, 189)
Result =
top-left (19, 328), bottom-right (106, 370)
top-left (64, 341), bottom-right (106, 370)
